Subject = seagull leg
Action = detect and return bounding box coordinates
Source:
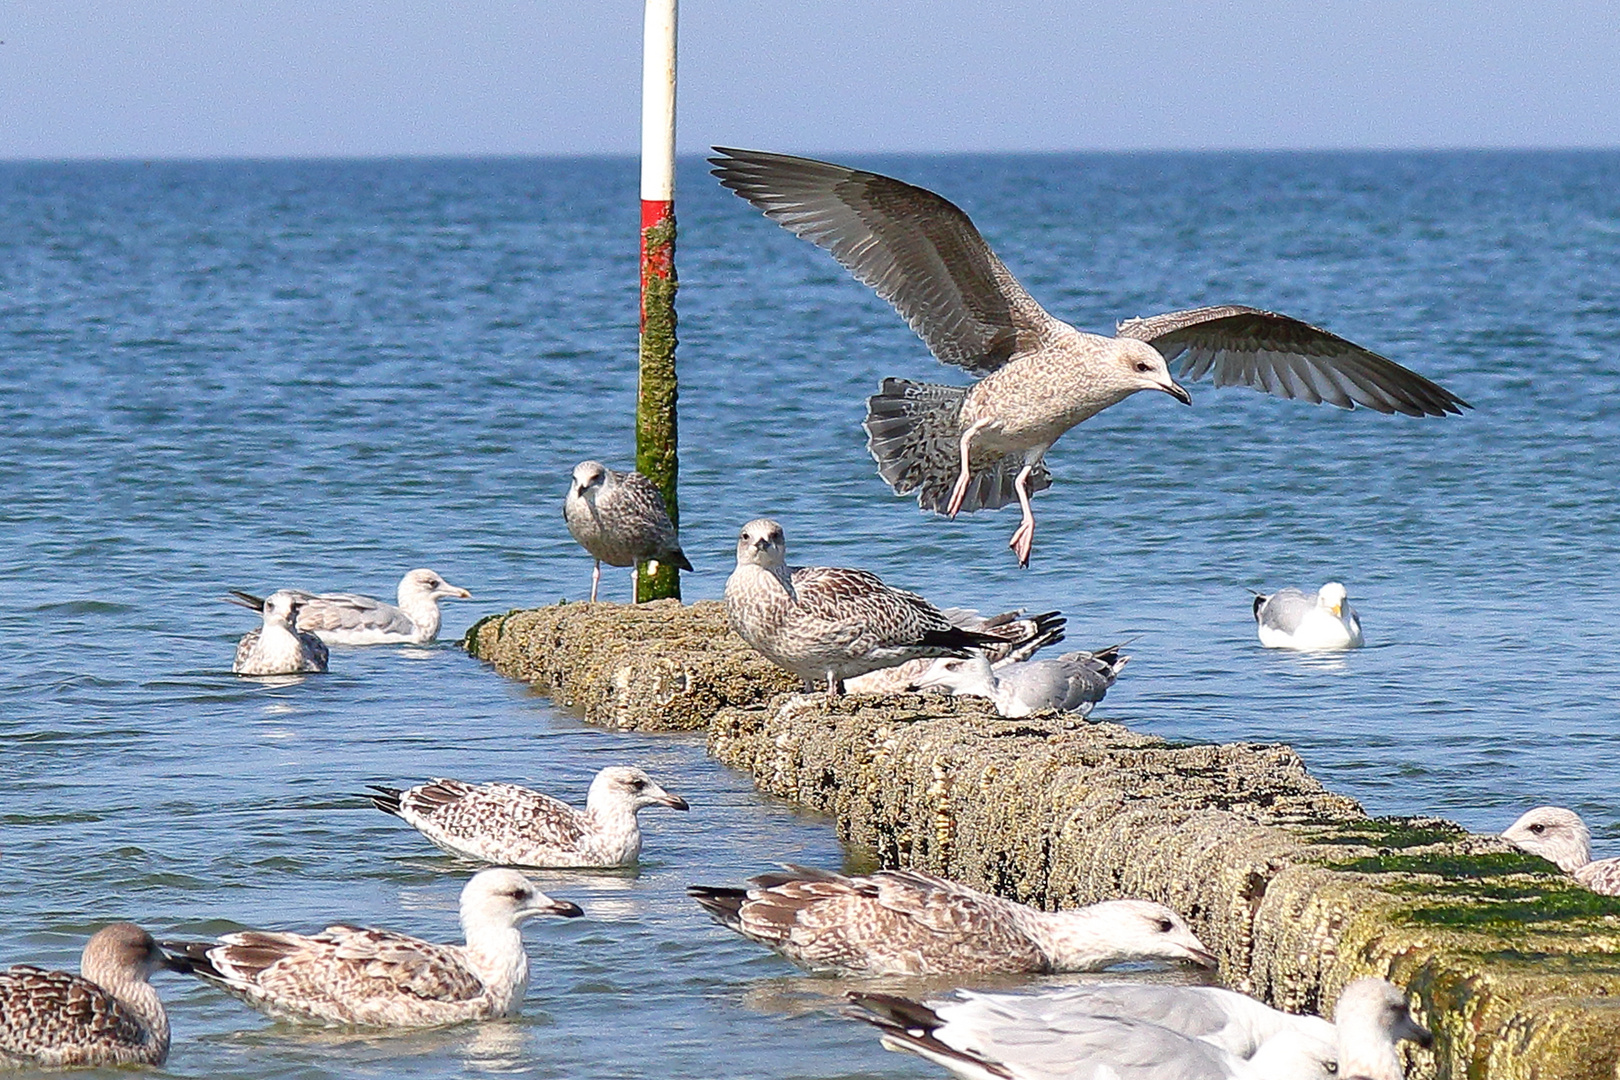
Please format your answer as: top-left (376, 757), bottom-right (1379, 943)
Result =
top-left (946, 418), bottom-right (992, 519)
top-left (826, 670), bottom-right (844, 696)
top-left (590, 560), bottom-right (601, 603)
top-left (1007, 464), bottom-right (1038, 568)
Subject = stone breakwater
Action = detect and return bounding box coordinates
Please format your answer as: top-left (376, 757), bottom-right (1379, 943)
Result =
top-left (465, 600), bottom-right (1620, 1080)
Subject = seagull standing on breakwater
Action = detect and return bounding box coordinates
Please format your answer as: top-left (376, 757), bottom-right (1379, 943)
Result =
top-left (688, 865), bottom-right (1216, 976)
top-left (724, 519), bottom-right (1005, 694)
top-left (712, 148), bottom-right (1469, 566)
top-left (564, 460), bottom-right (693, 602)
top-left (227, 568), bottom-right (471, 646)
top-left (0, 923), bottom-right (183, 1069)
top-left (163, 869), bottom-right (583, 1028)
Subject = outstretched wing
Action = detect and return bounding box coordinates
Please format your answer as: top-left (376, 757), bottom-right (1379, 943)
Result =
top-left (711, 147), bottom-right (1061, 375)
top-left (1117, 305), bottom-right (1469, 417)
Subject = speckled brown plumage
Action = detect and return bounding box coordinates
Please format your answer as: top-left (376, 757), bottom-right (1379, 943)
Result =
top-left (0, 924), bottom-right (174, 1069)
top-left (712, 147), bottom-right (1468, 566)
top-left (564, 461), bottom-right (691, 602)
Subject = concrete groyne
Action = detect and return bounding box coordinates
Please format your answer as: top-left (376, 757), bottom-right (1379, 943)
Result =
top-left (466, 600), bottom-right (1620, 1080)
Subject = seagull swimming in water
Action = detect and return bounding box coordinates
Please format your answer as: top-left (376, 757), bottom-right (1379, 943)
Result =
top-left (712, 148), bottom-right (1469, 566)
top-left (232, 589), bottom-right (329, 675)
top-left (162, 869), bottom-right (583, 1028)
top-left (1253, 582), bottom-right (1363, 651)
top-left (688, 864), bottom-right (1215, 977)
top-left (227, 568), bottom-right (471, 646)
top-left (845, 976), bottom-right (1430, 1080)
top-left (0, 923), bottom-right (183, 1069)
top-left (564, 460), bottom-right (693, 603)
top-left (367, 766), bottom-right (690, 869)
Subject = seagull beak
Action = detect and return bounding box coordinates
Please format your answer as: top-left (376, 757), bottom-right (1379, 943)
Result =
top-left (445, 584), bottom-right (472, 599)
top-left (654, 790), bottom-right (690, 811)
top-left (523, 896), bottom-right (585, 919)
top-left (1163, 380), bottom-right (1192, 405)
top-left (1401, 1013), bottom-right (1434, 1049)
top-left (1185, 944), bottom-right (1219, 969)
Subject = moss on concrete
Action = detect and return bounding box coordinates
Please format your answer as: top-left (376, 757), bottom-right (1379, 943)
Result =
top-left (465, 601), bottom-right (1620, 1078)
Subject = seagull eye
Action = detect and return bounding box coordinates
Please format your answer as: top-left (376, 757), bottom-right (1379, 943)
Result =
top-left (1529, 823), bottom-right (1545, 834)
top-left (630, 778), bottom-right (646, 791)
top-left (1156, 918), bottom-right (1174, 933)
top-left (1134, 361), bottom-right (1152, 373)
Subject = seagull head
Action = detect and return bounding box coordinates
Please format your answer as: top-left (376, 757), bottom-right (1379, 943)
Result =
top-left (400, 568), bottom-right (472, 604)
top-left (1040, 899), bottom-right (1218, 971)
top-left (1317, 582), bottom-right (1350, 617)
top-left (735, 519), bottom-right (787, 569)
top-left (588, 765), bottom-right (690, 814)
top-left (81, 923), bottom-right (188, 987)
top-left (908, 654), bottom-right (996, 697)
top-left (1117, 339), bottom-right (1192, 405)
top-left (460, 869), bottom-right (584, 934)
top-left (261, 590), bottom-right (303, 629)
top-left (570, 460), bottom-right (610, 501)
top-left (1502, 805), bottom-right (1592, 873)
top-left (1333, 978), bottom-right (1433, 1078)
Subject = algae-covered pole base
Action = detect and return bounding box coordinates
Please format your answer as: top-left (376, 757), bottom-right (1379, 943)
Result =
top-left (636, 0), bottom-right (680, 603)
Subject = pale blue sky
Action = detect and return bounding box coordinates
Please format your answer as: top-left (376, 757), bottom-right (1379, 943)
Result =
top-left (2, 0), bottom-right (1618, 160)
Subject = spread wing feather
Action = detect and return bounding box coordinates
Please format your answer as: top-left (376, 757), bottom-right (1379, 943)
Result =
top-left (712, 147), bottom-right (1059, 375)
top-left (1117, 305), bottom-right (1469, 417)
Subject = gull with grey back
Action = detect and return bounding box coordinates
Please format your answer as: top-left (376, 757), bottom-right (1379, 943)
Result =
top-left (712, 148), bottom-right (1469, 566)
top-left (162, 869), bottom-right (583, 1028)
top-left (1253, 582), bottom-right (1363, 650)
top-left (909, 642), bottom-right (1129, 717)
top-left (845, 606), bottom-right (1066, 694)
top-left (687, 864), bottom-right (1215, 977)
top-left (564, 460), bottom-right (692, 603)
top-left (231, 589), bottom-right (329, 675)
top-left (844, 976), bottom-right (1430, 1080)
top-left (227, 568), bottom-right (471, 646)
top-left (1501, 806), bottom-right (1620, 896)
top-left (367, 766), bottom-right (690, 869)
top-left (724, 519), bottom-right (1006, 694)
top-left (0, 923), bottom-right (183, 1069)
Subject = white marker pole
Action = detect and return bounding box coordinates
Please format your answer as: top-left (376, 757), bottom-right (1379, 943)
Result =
top-left (635, 0), bottom-right (680, 602)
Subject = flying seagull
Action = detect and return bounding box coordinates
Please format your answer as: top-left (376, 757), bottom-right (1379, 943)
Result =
top-left (711, 148), bottom-right (1469, 566)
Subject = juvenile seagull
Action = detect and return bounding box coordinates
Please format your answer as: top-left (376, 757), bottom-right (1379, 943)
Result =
top-left (712, 148), bottom-right (1469, 566)
top-left (162, 869), bottom-right (583, 1028)
top-left (232, 589), bottom-right (329, 675)
top-left (687, 865), bottom-right (1215, 976)
top-left (724, 519), bottom-right (1005, 694)
top-left (845, 607), bottom-right (1065, 694)
top-left (0, 923), bottom-right (183, 1069)
top-left (227, 568), bottom-right (471, 646)
top-left (564, 460), bottom-right (693, 603)
top-left (1253, 583), bottom-right (1363, 650)
top-left (1502, 806), bottom-right (1620, 896)
top-left (845, 976), bottom-right (1430, 1080)
top-left (367, 766), bottom-right (690, 869)
top-left (909, 642), bottom-right (1129, 718)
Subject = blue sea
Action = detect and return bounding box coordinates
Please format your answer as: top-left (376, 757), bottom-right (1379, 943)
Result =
top-left (1, 150), bottom-right (1616, 1077)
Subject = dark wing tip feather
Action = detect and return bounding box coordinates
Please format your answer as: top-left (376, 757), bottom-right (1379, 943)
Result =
top-left (366, 785), bottom-right (404, 816)
top-left (686, 885), bottom-right (747, 928)
top-left (224, 590), bottom-right (265, 611)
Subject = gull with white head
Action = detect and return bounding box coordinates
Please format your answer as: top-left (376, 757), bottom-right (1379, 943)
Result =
top-left (0, 923), bottom-right (184, 1069)
top-left (564, 460), bottom-right (692, 603)
top-left (368, 766), bottom-right (690, 869)
top-left (688, 865), bottom-right (1215, 977)
top-left (232, 589), bottom-right (329, 675)
top-left (162, 869), bottom-right (583, 1028)
top-left (725, 519), bottom-right (1007, 694)
top-left (227, 568), bottom-right (471, 646)
top-left (1253, 582), bottom-right (1363, 650)
top-left (844, 975), bottom-right (1430, 1080)
top-left (1501, 806), bottom-right (1620, 896)
top-left (909, 642), bottom-right (1129, 717)
top-left (712, 148), bottom-right (1468, 566)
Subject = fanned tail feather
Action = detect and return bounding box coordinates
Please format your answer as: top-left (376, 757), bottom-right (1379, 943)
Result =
top-left (365, 785), bottom-right (405, 817)
top-left (864, 378), bottom-right (1051, 514)
top-left (686, 885), bottom-right (747, 930)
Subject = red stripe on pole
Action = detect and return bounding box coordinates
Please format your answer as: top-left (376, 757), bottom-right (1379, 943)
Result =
top-left (640, 198), bottom-right (674, 332)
